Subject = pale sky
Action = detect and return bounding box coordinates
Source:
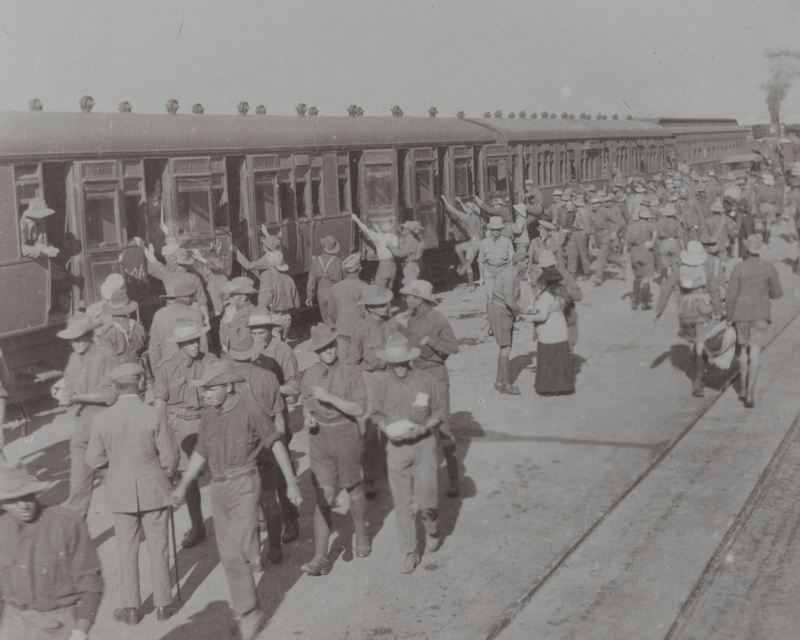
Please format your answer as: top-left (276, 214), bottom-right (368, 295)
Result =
top-left (1, 0), bottom-right (800, 124)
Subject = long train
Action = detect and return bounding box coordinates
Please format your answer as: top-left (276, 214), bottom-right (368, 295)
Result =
top-left (0, 105), bottom-right (765, 398)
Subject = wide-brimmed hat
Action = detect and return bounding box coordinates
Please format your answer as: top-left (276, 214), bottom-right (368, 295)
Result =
top-left (539, 220), bottom-right (555, 231)
top-left (513, 203), bottom-right (527, 216)
top-left (190, 359), bottom-right (245, 388)
top-left (342, 253), bottom-right (361, 272)
top-left (108, 363), bottom-right (145, 383)
top-left (639, 208), bottom-right (652, 219)
top-left (552, 189), bottom-right (563, 196)
top-left (167, 318), bottom-right (211, 343)
top-left (560, 192), bottom-right (571, 202)
top-left (100, 273), bottom-right (126, 301)
top-left (161, 278), bottom-right (196, 299)
top-left (227, 326), bottom-right (262, 361)
top-left (222, 276), bottom-right (258, 296)
top-left (357, 285), bottom-right (393, 306)
top-left (270, 251), bottom-right (290, 272)
top-left (538, 250), bottom-right (557, 268)
top-left (0, 464), bottom-right (50, 501)
top-left (103, 289), bottom-right (138, 316)
top-left (662, 204), bottom-right (677, 217)
top-left (376, 332), bottom-right (420, 364)
top-left (723, 186), bottom-right (741, 202)
top-left (310, 323), bottom-right (337, 351)
top-left (743, 233), bottom-right (766, 255)
top-left (487, 216), bottom-right (505, 230)
top-left (490, 197), bottom-right (505, 207)
top-left (634, 185), bottom-right (645, 194)
top-left (709, 200), bottom-right (724, 213)
top-left (680, 241), bottom-right (708, 266)
top-left (248, 305), bottom-right (282, 327)
top-left (260, 235), bottom-right (282, 252)
top-left (399, 279), bottom-right (436, 303)
top-left (320, 235), bottom-right (340, 255)
top-left (22, 198), bottom-right (55, 219)
top-left (57, 313), bottom-right (102, 340)
top-left (402, 221), bottom-right (423, 235)
top-left (175, 248), bottom-right (193, 266)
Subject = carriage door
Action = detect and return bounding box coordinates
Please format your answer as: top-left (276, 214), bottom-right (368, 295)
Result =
top-left (76, 161), bottom-right (146, 305)
top-left (165, 157), bottom-right (232, 273)
top-left (408, 148), bottom-right (439, 249)
top-left (481, 144), bottom-right (510, 208)
top-left (358, 150), bottom-right (397, 259)
top-left (313, 152), bottom-right (352, 258)
top-left (444, 145), bottom-right (476, 241)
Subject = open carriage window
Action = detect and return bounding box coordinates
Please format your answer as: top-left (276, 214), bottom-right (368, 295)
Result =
top-left (175, 178), bottom-right (213, 235)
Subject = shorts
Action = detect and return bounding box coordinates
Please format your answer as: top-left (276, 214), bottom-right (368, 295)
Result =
top-left (309, 421), bottom-right (363, 488)
top-left (488, 302), bottom-right (514, 347)
top-left (458, 239), bottom-right (480, 262)
top-left (735, 320), bottom-right (769, 348)
top-left (678, 317), bottom-right (714, 344)
top-left (759, 203), bottom-right (777, 224)
top-left (630, 247), bottom-right (655, 278)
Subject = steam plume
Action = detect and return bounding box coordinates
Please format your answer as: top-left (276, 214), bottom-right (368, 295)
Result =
top-left (763, 50), bottom-right (800, 124)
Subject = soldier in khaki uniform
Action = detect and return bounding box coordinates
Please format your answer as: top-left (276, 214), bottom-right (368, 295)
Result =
top-left (86, 363), bottom-right (179, 625)
top-left (153, 319), bottom-right (214, 548)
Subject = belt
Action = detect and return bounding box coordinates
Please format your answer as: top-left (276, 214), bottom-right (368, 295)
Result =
top-left (390, 430), bottom-right (433, 446)
top-left (271, 311), bottom-right (291, 316)
top-left (315, 417), bottom-right (354, 428)
top-left (167, 408), bottom-right (202, 420)
top-left (212, 463), bottom-right (258, 483)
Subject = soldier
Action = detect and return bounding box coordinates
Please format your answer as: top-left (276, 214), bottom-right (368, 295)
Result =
top-left (86, 363), bottom-right (179, 625)
top-left (351, 214), bottom-right (399, 290)
top-left (299, 324), bottom-right (368, 576)
top-left (399, 280), bottom-right (461, 497)
top-left (225, 328), bottom-right (288, 566)
top-left (191, 252), bottom-right (229, 349)
top-left (372, 333), bottom-right (447, 573)
top-left (441, 195), bottom-right (483, 288)
top-left (625, 208), bottom-right (657, 310)
top-left (736, 198), bottom-right (757, 260)
top-left (389, 221), bottom-right (426, 288)
top-left (512, 203), bottom-right (531, 254)
top-left (489, 252), bottom-right (529, 395)
top-left (478, 216), bottom-right (514, 319)
top-left (97, 289), bottom-right (146, 365)
top-left (655, 203), bottom-right (685, 281)
top-left (588, 196), bottom-right (625, 285)
top-left (143, 242), bottom-right (209, 325)
top-left (572, 196), bottom-right (593, 279)
top-left (219, 277), bottom-right (258, 349)
top-left (248, 308), bottom-right (302, 544)
top-left (19, 198), bottom-right (59, 259)
top-left (756, 173), bottom-right (779, 244)
top-left (329, 253), bottom-right (369, 355)
top-left (0, 464), bottom-right (104, 640)
top-left (726, 234), bottom-right (783, 408)
top-left (148, 277), bottom-right (208, 369)
top-left (170, 360), bottom-right (301, 640)
top-left (306, 235), bottom-right (343, 327)
top-left (654, 241), bottom-right (722, 397)
top-left (703, 200), bottom-right (737, 269)
top-left (253, 251), bottom-right (300, 341)
top-left (153, 318), bottom-right (214, 549)
top-left (54, 313), bottom-right (119, 518)
top-left (348, 285), bottom-right (399, 498)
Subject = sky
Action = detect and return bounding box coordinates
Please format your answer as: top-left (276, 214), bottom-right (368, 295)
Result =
top-left (1, 0), bottom-right (800, 124)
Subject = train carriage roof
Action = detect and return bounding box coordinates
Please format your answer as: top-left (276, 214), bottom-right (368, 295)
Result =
top-left (467, 118), bottom-right (673, 142)
top-left (0, 112), bottom-right (500, 161)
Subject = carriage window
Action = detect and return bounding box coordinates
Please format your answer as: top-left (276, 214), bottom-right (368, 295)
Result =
top-left (84, 184), bottom-right (120, 248)
top-left (278, 170), bottom-right (296, 220)
top-left (212, 186), bottom-right (229, 231)
top-left (254, 172), bottom-right (278, 225)
top-left (486, 159), bottom-right (507, 193)
top-left (175, 178), bottom-right (212, 235)
top-left (310, 167), bottom-right (322, 216)
top-left (415, 162), bottom-right (435, 203)
top-left (337, 165), bottom-right (350, 213)
top-left (365, 164), bottom-right (393, 209)
top-left (537, 152), bottom-right (554, 186)
top-left (453, 158), bottom-right (473, 197)
top-left (295, 167), bottom-right (308, 217)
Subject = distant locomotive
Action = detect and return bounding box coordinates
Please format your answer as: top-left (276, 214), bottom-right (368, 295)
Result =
top-left (0, 107), bottom-right (752, 400)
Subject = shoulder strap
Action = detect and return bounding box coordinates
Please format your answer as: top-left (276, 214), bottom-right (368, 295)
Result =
top-left (319, 255), bottom-right (335, 276)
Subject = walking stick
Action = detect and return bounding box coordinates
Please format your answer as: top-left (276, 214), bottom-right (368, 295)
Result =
top-left (168, 506), bottom-right (181, 603)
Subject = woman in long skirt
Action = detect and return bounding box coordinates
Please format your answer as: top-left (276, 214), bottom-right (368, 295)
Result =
top-left (530, 266), bottom-right (575, 395)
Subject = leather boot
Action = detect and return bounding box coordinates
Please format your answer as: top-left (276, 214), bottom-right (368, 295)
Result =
top-left (692, 352), bottom-right (705, 397)
top-left (631, 278), bottom-right (641, 310)
top-left (641, 282), bottom-right (652, 310)
top-left (349, 488), bottom-right (371, 558)
top-left (443, 444), bottom-right (460, 497)
top-left (301, 506), bottom-right (331, 576)
top-left (182, 480), bottom-right (205, 548)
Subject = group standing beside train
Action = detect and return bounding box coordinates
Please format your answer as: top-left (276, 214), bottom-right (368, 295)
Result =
top-left (0, 158), bottom-right (796, 640)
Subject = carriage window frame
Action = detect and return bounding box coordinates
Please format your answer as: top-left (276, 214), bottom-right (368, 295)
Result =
top-left (83, 181), bottom-right (125, 249)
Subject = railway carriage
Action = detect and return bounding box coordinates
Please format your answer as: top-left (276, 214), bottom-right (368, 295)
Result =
top-left (0, 107), bottom-right (756, 399)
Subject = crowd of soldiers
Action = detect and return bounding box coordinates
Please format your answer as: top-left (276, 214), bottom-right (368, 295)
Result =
top-left (0, 159), bottom-right (797, 639)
